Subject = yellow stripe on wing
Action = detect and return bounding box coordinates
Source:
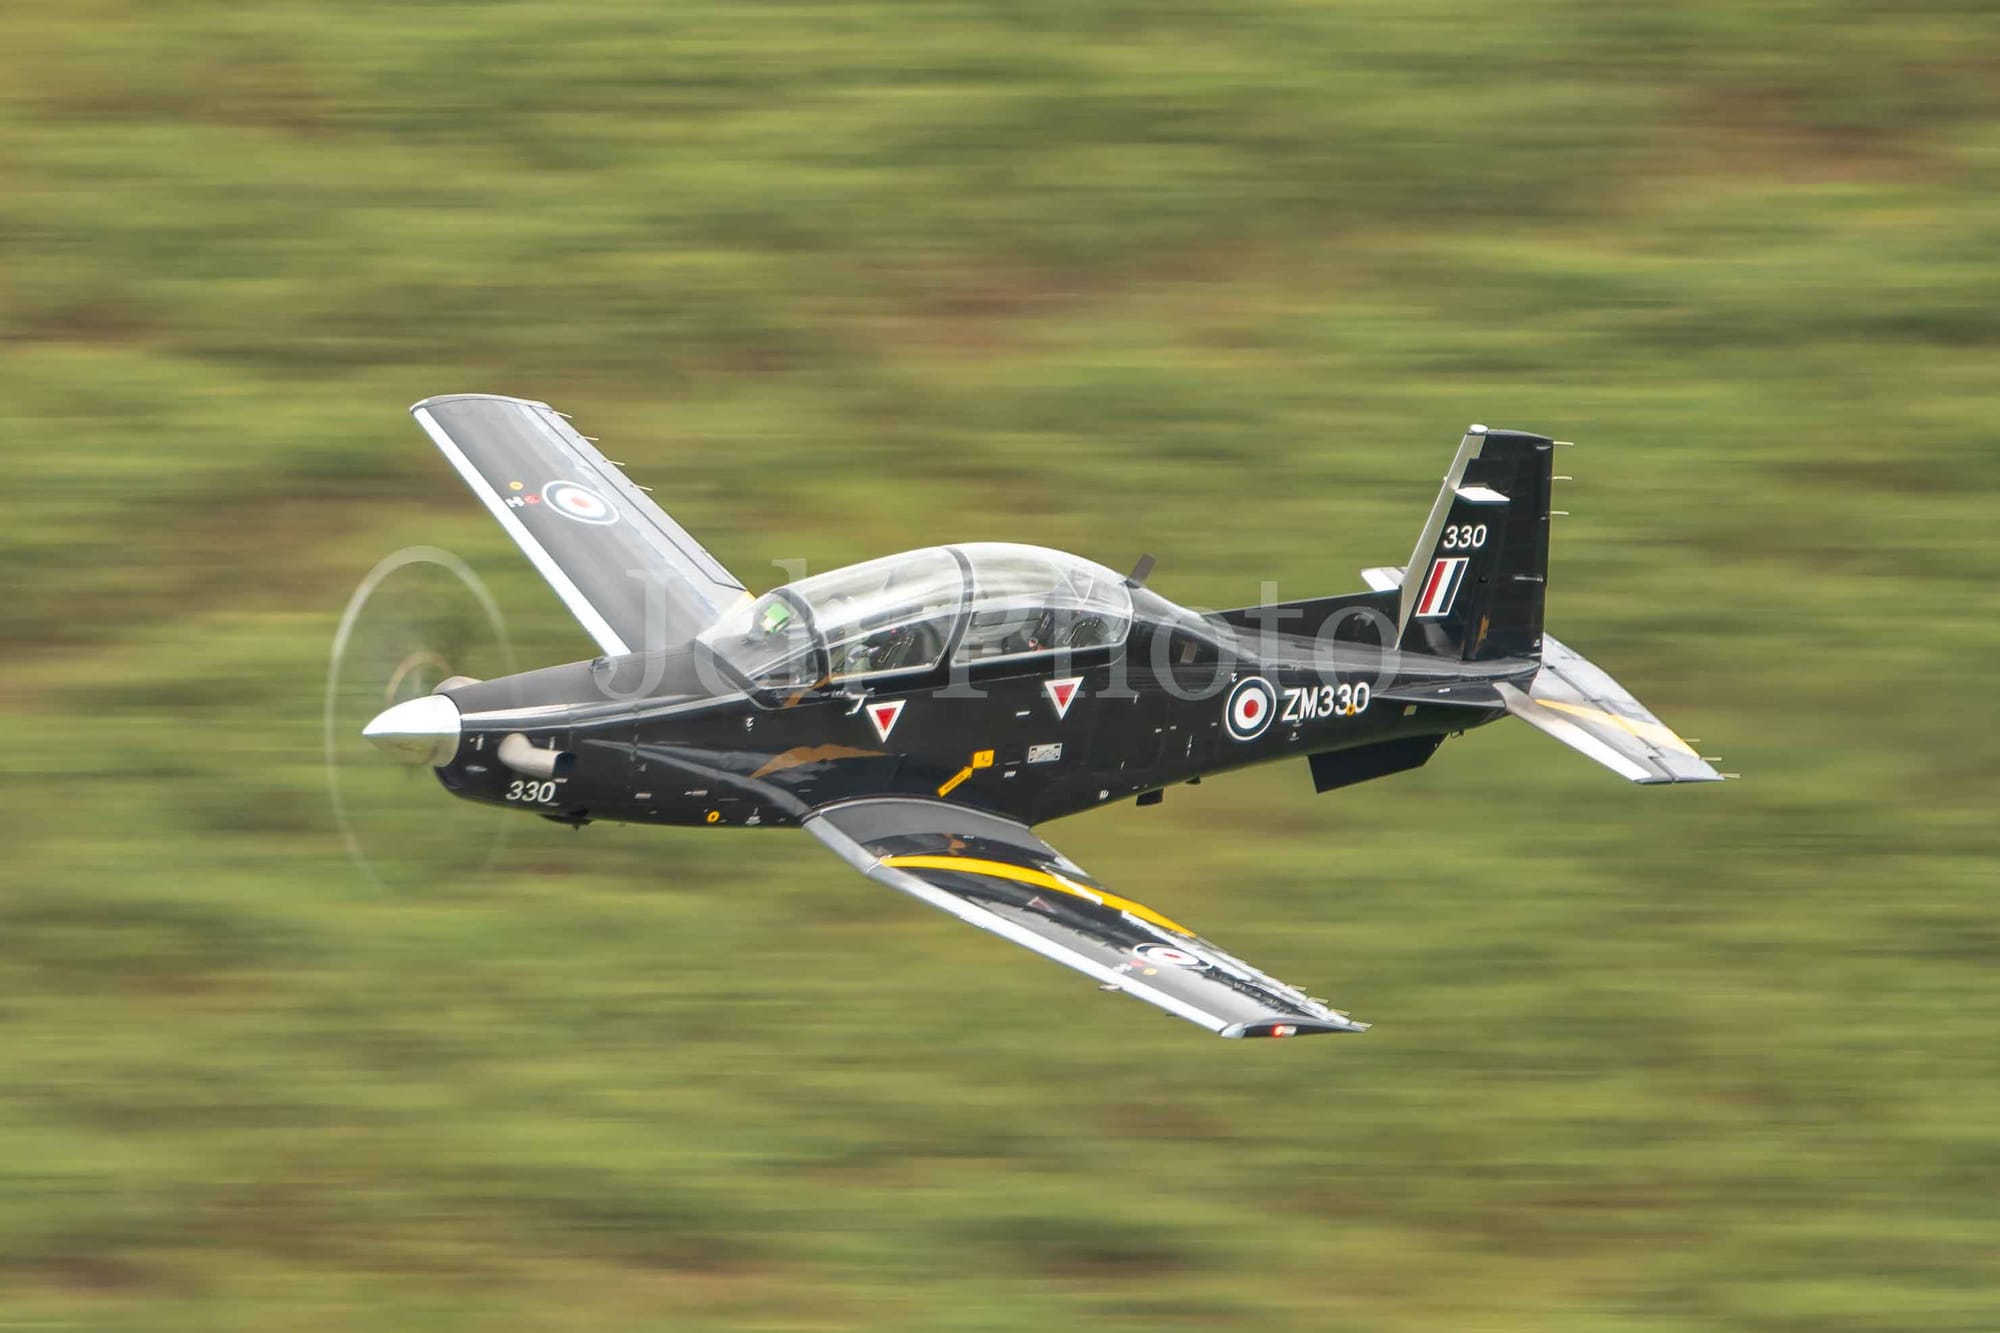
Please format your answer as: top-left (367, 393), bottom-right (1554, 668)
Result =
top-left (1536, 699), bottom-right (1699, 756)
top-left (879, 854), bottom-right (1196, 938)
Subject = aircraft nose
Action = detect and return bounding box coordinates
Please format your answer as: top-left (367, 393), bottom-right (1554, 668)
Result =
top-left (362, 694), bottom-right (462, 765)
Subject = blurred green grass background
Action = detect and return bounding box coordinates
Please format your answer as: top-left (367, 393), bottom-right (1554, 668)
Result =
top-left (3, 2), bottom-right (1998, 1329)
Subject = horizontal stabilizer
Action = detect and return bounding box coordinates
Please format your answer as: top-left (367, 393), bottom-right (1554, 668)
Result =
top-left (1499, 635), bottom-right (1720, 784)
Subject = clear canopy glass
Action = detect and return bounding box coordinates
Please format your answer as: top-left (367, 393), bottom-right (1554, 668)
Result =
top-left (810, 547), bottom-right (963, 681)
top-left (695, 543), bottom-right (1133, 690)
top-left (951, 543), bottom-right (1131, 666)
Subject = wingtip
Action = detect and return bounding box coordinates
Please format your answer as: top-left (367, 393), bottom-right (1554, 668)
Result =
top-left (1223, 1016), bottom-right (1370, 1039)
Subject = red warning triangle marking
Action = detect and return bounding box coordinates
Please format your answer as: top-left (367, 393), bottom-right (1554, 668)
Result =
top-left (1043, 677), bottom-right (1082, 720)
top-left (866, 698), bottom-right (906, 743)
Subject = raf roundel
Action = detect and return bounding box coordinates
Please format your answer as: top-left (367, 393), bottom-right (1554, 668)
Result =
top-left (542, 479), bottom-right (619, 526)
top-left (1132, 942), bottom-right (1207, 970)
top-left (1224, 676), bottom-right (1276, 741)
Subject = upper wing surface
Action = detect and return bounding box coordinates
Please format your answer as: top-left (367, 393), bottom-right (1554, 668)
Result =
top-left (803, 797), bottom-right (1368, 1039)
top-left (410, 394), bottom-right (746, 656)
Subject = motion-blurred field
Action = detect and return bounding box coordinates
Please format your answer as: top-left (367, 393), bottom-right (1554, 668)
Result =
top-left (3, 3), bottom-right (1997, 1330)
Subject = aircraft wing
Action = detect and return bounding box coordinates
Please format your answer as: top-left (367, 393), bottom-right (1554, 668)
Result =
top-left (803, 797), bottom-right (1368, 1039)
top-left (410, 394), bottom-right (747, 656)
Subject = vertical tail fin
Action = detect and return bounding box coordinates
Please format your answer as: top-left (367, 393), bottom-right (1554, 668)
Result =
top-left (1396, 425), bottom-right (1554, 662)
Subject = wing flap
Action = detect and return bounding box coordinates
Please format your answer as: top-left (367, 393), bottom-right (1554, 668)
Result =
top-left (411, 394), bottom-right (746, 656)
top-left (804, 797), bottom-right (1366, 1039)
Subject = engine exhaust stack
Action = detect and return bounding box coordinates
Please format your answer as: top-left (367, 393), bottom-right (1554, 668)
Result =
top-left (497, 732), bottom-right (574, 779)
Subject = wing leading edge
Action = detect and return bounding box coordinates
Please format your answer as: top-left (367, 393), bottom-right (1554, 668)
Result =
top-left (410, 394), bottom-right (747, 656)
top-left (803, 797), bottom-right (1367, 1039)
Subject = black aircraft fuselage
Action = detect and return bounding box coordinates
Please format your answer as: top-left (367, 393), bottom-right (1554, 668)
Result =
top-left (429, 583), bottom-right (1523, 832)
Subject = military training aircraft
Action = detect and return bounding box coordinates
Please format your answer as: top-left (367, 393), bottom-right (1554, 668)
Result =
top-left (344, 394), bottom-right (1721, 1039)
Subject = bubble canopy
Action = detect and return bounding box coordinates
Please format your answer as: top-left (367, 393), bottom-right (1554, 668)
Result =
top-left (696, 543), bottom-right (1134, 690)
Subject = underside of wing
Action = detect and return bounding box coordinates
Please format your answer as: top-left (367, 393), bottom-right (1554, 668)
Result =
top-left (803, 797), bottom-right (1367, 1039)
top-left (410, 394), bottom-right (747, 656)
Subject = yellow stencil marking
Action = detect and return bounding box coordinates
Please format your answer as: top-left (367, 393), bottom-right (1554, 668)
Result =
top-left (1537, 699), bottom-right (1698, 756)
top-left (880, 854), bottom-right (1196, 937)
top-left (939, 749), bottom-right (996, 796)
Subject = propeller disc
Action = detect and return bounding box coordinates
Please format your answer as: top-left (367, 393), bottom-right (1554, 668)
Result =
top-left (324, 546), bottom-right (515, 890)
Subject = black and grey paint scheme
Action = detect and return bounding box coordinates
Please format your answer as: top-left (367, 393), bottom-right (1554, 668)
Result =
top-left (362, 395), bottom-right (1720, 1039)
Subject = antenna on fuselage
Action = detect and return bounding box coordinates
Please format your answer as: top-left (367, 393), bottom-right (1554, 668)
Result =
top-left (1125, 553), bottom-right (1156, 589)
